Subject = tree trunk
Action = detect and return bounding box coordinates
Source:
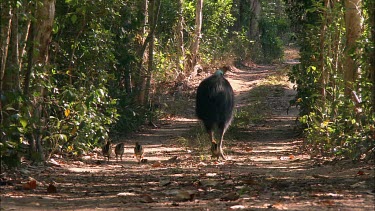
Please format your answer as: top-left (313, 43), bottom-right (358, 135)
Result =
top-left (319, 0), bottom-right (330, 101)
top-left (34, 0), bottom-right (55, 64)
top-left (124, 66), bottom-right (132, 94)
top-left (369, 0), bottom-right (375, 113)
top-left (190, 0), bottom-right (203, 71)
top-left (231, 0), bottom-right (242, 32)
top-left (3, 2), bottom-right (20, 93)
top-left (144, 0), bottom-right (156, 105)
top-left (177, 0), bottom-right (185, 73)
top-left (23, 22), bottom-right (34, 96)
top-left (137, 0), bottom-right (149, 106)
top-left (29, 0), bottom-right (56, 161)
top-left (343, 0), bottom-right (363, 97)
top-left (138, 0), bottom-right (161, 106)
top-left (248, 0), bottom-right (261, 41)
top-left (0, 1), bottom-right (12, 91)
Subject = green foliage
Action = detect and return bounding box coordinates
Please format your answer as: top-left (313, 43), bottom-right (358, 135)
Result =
top-left (259, 17), bottom-right (284, 63)
top-left (200, 0), bottom-right (236, 62)
top-left (286, 1), bottom-right (374, 160)
top-left (227, 30), bottom-right (251, 61)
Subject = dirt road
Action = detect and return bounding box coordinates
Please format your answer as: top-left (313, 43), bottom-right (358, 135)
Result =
top-left (1, 50), bottom-right (374, 210)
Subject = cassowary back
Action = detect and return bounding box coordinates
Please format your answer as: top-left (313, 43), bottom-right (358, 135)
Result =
top-left (196, 71), bottom-right (234, 130)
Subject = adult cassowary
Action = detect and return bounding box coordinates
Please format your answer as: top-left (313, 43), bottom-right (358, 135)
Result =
top-left (196, 66), bottom-right (234, 160)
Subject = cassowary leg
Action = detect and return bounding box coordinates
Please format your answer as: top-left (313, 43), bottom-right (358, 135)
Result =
top-left (209, 130), bottom-right (215, 143)
top-left (217, 128), bottom-right (226, 160)
top-left (208, 129), bottom-right (220, 160)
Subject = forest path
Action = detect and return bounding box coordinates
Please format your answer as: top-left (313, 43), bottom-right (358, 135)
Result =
top-left (1, 48), bottom-right (374, 210)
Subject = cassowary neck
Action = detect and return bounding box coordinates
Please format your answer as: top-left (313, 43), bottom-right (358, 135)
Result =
top-left (214, 69), bottom-right (224, 76)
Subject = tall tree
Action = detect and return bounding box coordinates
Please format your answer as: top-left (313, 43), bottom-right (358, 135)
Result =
top-left (190, 0), bottom-right (203, 70)
top-left (248, 0), bottom-right (261, 41)
top-left (145, 0), bottom-right (161, 105)
top-left (137, 0), bottom-right (161, 106)
top-left (344, 0), bottom-right (363, 97)
top-left (2, 1), bottom-right (20, 93)
top-left (369, 0), bottom-right (375, 112)
top-left (137, 0), bottom-right (149, 106)
top-left (318, 0), bottom-right (331, 100)
top-left (177, 0), bottom-right (185, 73)
top-left (27, 0), bottom-right (56, 160)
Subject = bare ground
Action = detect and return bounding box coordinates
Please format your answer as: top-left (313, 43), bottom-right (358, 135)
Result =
top-left (1, 49), bottom-right (374, 210)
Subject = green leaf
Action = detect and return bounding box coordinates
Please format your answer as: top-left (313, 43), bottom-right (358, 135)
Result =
top-left (71, 14), bottom-right (77, 24)
top-left (20, 118), bottom-right (28, 128)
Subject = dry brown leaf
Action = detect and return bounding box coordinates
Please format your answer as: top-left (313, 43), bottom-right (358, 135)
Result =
top-left (199, 179), bottom-right (219, 187)
top-left (272, 202), bottom-right (286, 209)
top-left (174, 190), bottom-right (195, 202)
top-left (159, 178), bottom-right (171, 186)
top-left (23, 179), bottom-right (37, 190)
top-left (356, 170), bottom-right (365, 176)
top-left (319, 200), bottom-right (335, 206)
top-left (243, 178), bottom-right (257, 185)
top-left (152, 161), bottom-right (162, 168)
top-left (245, 147), bottom-right (253, 152)
top-left (312, 174), bottom-right (329, 179)
top-left (139, 194), bottom-right (154, 203)
top-left (220, 191), bottom-right (240, 201)
top-left (47, 183), bottom-right (57, 193)
top-left (225, 179), bottom-right (234, 185)
top-left (168, 156), bottom-right (178, 162)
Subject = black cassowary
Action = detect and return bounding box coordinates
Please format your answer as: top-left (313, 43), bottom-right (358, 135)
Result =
top-left (196, 66), bottom-right (234, 160)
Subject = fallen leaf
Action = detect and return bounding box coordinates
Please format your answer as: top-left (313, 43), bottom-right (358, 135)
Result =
top-left (47, 183), bottom-right (57, 193)
top-left (159, 178), bottom-right (171, 186)
top-left (225, 179), bottom-right (234, 185)
top-left (22, 183), bottom-right (32, 190)
top-left (356, 170), bottom-right (365, 176)
top-left (289, 155), bottom-right (295, 159)
top-left (220, 192), bottom-right (240, 201)
top-left (205, 173), bottom-right (217, 177)
top-left (174, 190), bottom-right (195, 202)
top-left (139, 194), bottom-right (154, 203)
top-left (117, 192), bottom-right (137, 197)
top-left (168, 156), bottom-right (178, 162)
top-left (312, 174), bottom-right (329, 179)
top-left (279, 156), bottom-right (288, 160)
top-left (152, 161), bottom-right (162, 168)
top-left (230, 205), bottom-right (245, 210)
top-left (30, 202), bottom-right (40, 206)
top-left (23, 179), bottom-right (37, 190)
top-left (350, 181), bottom-right (367, 188)
top-left (319, 200), bottom-right (335, 206)
top-left (48, 159), bottom-right (61, 167)
top-left (245, 147), bottom-right (253, 152)
top-left (272, 202), bottom-right (286, 209)
top-left (73, 161), bottom-right (84, 166)
top-left (199, 179), bottom-right (219, 187)
top-left (242, 179), bottom-right (257, 185)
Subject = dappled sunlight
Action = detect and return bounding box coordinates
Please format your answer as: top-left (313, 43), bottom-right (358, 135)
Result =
top-left (67, 167), bottom-right (104, 173)
top-left (3, 47), bottom-right (374, 211)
